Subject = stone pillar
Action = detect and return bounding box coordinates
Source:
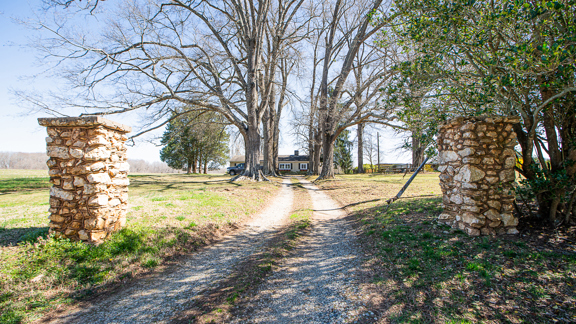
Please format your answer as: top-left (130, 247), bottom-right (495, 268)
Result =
top-left (437, 116), bottom-right (520, 236)
top-left (38, 117), bottom-right (131, 244)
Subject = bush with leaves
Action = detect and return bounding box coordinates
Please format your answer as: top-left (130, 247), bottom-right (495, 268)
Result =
top-left (383, 0), bottom-right (576, 223)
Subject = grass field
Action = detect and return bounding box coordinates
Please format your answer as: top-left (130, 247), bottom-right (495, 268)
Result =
top-left (2, 170), bottom-right (575, 323)
top-left (0, 170), bottom-right (280, 324)
top-left (316, 173), bottom-right (576, 323)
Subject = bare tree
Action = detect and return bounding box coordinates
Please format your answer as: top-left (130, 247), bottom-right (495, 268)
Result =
top-left (357, 122), bottom-right (364, 173)
top-left (362, 129), bottom-right (378, 172)
top-left (312, 0), bottom-right (401, 179)
top-left (259, 0), bottom-right (309, 175)
top-left (27, 0), bottom-right (309, 181)
top-left (128, 159), bottom-right (179, 173)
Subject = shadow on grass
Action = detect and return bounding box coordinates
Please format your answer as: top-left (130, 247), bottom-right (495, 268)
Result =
top-left (352, 197), bottom-right (576, 323)
top-left (0, 177), bottom-right (50, 195)
top-left (2, 225), bottom-right (236, 324)
top-left (0, 226), bottom-right (50, 247)
top-left (128, 175), bottom-right (241, 192)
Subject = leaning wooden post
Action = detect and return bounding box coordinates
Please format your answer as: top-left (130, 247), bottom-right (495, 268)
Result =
top-left (38, 117), bottom-right (132, 244)
top-left (383, 156), bottom-right (429, 213)
top-left (437, 116), bottom-right (520, 236)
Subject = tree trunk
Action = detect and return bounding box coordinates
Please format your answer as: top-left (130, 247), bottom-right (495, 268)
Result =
top-left (412, 133), bottom-right (425, 168)
top-left (514, 120), bottom-right (557, 221)
top-left (311, 130), bottom-right (322, 175)
top-left (313, 143), bottom-right (322, 175)
top-left (318, 133), bottom-right (336, 179)
top-left (357, 123), bottom-right (364, 173)
top-left (238, 41), bottom-right (265, 181)
top-left (272, 119), bottom-right (280, 175)
top-left (192, 156), bottom-right (197, 173)
top-left (308, 127), bottom-right (315, 175)
top-left (203, 156), bottom-right (208, 174)
top-left (272, 75), bottom-right (286, 176)
top-left (242, 124), bottom-right (262, 179)
top-left (262, 84), bottom-right (278, 177)
top-left (262, 107), bottom-right (274, 175)
top-left (308, 101), bottom-right (317, 175)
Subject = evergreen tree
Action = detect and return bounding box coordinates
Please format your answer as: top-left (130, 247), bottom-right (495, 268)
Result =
top-left (160, 111), bottom-right (229, 173)
top-left (334, 129), bottom-right (353, 174)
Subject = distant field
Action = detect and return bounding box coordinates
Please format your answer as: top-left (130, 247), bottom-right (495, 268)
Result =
top-left (0, 170), bottom-right (51, 245)
top-left (0, 170), bottom-right (280, 323)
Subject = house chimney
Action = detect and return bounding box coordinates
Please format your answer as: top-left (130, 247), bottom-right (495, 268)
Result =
top-left (294, 150), bottom-right (299, 156)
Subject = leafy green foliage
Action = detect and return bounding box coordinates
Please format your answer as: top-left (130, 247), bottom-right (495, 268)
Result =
top-left (160, 110), bottom-right (229, 173)
top-left (516, 161), bottom-right (575, 204)
top-left (334, 128), bottom-right (354, 174)
top-left (382, 0), bottom-right (576, 221)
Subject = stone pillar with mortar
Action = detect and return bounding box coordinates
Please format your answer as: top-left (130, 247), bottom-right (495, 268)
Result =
top-left (38, 117), bottom-right (131, 244)
top-left (437, 116), bottom-right (520, 236)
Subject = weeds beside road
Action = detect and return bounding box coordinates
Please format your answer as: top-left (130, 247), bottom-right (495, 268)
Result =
top-left (316, 173), bottom-right (576, 323)
top-left (174, 177), bottom-right (313, 324)
top-left (0, 170), bottom-right (279, 324)
top-left (2, 170), bottom-right (574, 323)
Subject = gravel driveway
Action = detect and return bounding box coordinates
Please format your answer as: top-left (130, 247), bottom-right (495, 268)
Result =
top-left (45, 178), bottom-right (294, 324)
top-left (231, 179), bottom-right (373, 324)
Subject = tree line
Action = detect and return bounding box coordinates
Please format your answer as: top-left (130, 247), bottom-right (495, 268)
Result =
top-left (30, 0), bottom-right (401, 181)
top-left (23, 0), bottom-right (576, 223)
top-left (0, 152), bottom-right (49, 170)
top-left (0, 152), bottom-right (180, 173)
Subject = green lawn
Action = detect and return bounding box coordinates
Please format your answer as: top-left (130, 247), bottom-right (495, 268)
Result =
top-left (316, 173), bottom-right (576, 323)
top-left (0, 170), bottom-right (280, 324)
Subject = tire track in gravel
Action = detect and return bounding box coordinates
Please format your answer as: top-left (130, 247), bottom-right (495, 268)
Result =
top-left (45, 178), bottom-right (294, 324)
top-left (231, 179), bottom-right (374, 324)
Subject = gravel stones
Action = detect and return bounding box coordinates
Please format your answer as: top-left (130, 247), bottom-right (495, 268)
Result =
top-left (232, 179), bottom-right (369, 323)
top-left (47, 179), bottom-right (294, 324)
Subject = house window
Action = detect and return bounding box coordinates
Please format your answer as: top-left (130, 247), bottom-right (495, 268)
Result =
top-left (279, 163), bottom-right (292, 171)
top-left (299, 163), bottom-right (308, 171)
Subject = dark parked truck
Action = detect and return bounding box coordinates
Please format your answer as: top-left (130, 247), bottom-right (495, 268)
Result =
top-left (227, 163), bottom-right (245, 175)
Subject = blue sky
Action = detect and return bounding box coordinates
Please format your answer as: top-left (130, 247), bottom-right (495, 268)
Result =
top-left (0, 0), bottom-right (166, 161)
top-left (0, 1), bottom-right (409, 164)
top-left (0, 1), bottom-right (46, 154)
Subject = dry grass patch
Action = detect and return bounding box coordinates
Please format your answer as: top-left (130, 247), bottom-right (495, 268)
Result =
top-left (315, 173), bottom-right (576, 323)
top-left (127, 173), bottom-right (279, 228)
top-left (0, 171), bottom-right (280, 324)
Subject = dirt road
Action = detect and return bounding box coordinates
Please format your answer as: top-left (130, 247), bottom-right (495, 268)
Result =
top-left (42, 177), bottom-right (371, 324)
top-left (231, 179), bottom-right (372, 323)
top-left (46, 178), bottom-right (294, 324)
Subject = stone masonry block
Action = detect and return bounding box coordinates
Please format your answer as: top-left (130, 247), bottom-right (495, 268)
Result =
top-left (437, 116), bottom-right (520, 236)
top-left (39, 117), bottom-right (131, 244)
